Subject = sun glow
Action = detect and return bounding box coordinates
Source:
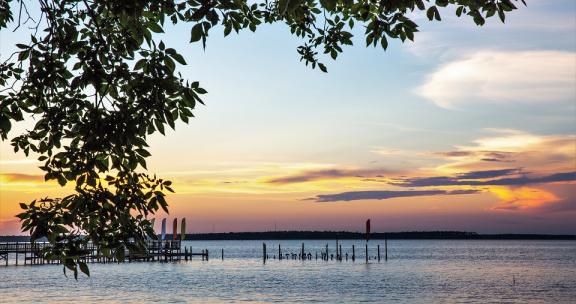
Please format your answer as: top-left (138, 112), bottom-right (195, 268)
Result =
top-left (489, 186), bottom-right (559, 211)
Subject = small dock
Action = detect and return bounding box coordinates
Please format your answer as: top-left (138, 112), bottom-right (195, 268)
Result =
top-left (0, 240), bottom-right (209, 266)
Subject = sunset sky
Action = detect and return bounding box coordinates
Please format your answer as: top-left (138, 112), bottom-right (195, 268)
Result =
top-left (0, 0), bottom-right (575, 235)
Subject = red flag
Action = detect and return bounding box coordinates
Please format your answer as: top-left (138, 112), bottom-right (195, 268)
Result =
top-left (365, 219), bottom-right (371, 241)
top-left (173, 218), bottom-right (178, 240)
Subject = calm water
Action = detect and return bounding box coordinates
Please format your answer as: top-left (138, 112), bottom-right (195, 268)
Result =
top-left (1, 240), bottom-right (575, 303)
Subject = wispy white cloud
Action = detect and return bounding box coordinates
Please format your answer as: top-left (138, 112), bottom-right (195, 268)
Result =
top-left (416, 51), bottom-right (576, 109)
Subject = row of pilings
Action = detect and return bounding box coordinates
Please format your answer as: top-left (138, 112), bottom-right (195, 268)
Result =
top-left (262, 239), bottom-right (388, 263)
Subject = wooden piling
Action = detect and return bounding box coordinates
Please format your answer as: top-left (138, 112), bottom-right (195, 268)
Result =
top-left (365, 243), bottom-right (368, 263)
top-left (263, 243), bottom-right (267, 264)
top-left (377, 245), bottom-right (380, 261)
top-left (301, 243), bottom-right (305, 260)
top-left (352, 245), bottom-right (355, 261)
top-left (221, 248), bottom-right (224, 260)
top-left (385, 237), bottom-right (388, 261)
top-left (278, 244), bottom-right (282, 260)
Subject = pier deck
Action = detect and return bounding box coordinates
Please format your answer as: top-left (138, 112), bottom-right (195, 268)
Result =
top-left (0, 240), bottom-right (208, 266)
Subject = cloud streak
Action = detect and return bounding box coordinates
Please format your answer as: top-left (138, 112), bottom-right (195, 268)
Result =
top-left (309, 189), bottom-right (481, 202)
top-left (456, 168), bottom-right (520, 179)
top-left (391, 171), bottom-right (575, 187)
top-left (434, 150), bottom-right (515, 163)
top-left (266, 168), bottom-right (396, 184)
top-left (0, 173), bottom-right (44, 182)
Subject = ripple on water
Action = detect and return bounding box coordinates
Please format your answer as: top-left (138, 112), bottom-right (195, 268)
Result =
top-left (0, 240), bottom-right (575, 303)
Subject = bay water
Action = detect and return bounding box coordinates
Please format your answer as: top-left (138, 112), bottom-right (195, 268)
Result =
top-left (0, 240), bottom-right (574, 303)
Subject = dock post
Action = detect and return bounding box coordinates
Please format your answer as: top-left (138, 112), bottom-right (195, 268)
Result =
top-left (278, 244), bottom-right (282, 261)
top-left (263, 243), bottom-right (267, 264)
top-left (352, 245), bottom-right (355, 262)
top-left (325, 244), bottom-right (328, 261)
top-left (365, 243), bottom-right (368, 263)
top-left (378, 245), bottom-right (380, 262)
top-left (301, 243), bottom-right (305, 260)
top-left (385, 236), bottom-right (388, 261)
top-left (185, 247), bottom-right (188, 261)
top-left (339, 245), bottom-right (342, 261)
top-left (206, 249), bottom-right (209, 261)
top-left (221, 249), bottom-right (224, 260)
top-left (336, 239), bottom-right (339, 260)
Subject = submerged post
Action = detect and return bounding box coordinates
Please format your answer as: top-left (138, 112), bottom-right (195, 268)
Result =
top-left (377, 245), bottom-right (380, 262)
top-left (365, 243), bottom-right (368, 263)
top-left (352, 245), bottom-right (355, 262)
top-left (279, 244), bottom-right (282, 260)
top-left (222, 248), bottom-right (224, 260)
top-left (263, 243), bottom-right (267, 264)
top-left (301, 243), bottom-right (305, 260)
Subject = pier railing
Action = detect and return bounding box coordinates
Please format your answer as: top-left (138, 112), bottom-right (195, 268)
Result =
top-left (0, 239), bottom-right (207, 266)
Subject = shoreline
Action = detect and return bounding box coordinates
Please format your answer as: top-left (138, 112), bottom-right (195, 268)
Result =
top-left (1, 231), bottom-right (575, 242)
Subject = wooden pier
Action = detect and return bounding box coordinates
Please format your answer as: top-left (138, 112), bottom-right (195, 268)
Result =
top-left (0, 240), bottom-right (208, 267)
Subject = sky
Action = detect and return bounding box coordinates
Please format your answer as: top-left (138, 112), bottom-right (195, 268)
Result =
top-left (0, 0), bottom-right (575, 235)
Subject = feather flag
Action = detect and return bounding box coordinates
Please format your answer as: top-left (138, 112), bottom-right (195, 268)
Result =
top-left (173, 218), bottom-right (178, 241)
top-left (365, 219), bottom-right (371, 242)
top-left (181, 218), bottom-right (187, 241)
top-left (161, 218), bottom-right (166, 241)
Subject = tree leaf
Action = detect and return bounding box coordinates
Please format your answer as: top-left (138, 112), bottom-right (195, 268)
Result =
top-left (147, 21), bottom-right (164, 33)
top-left (78, 262), bottom-right (90, 277)
top-left (190, 24), bottom-right (203, 43)
top-left (171, 53), bottom-right (187, 65)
